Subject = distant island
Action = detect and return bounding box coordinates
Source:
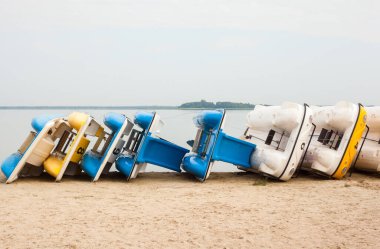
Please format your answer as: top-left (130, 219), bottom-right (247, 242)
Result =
top-left (179, 100), bottom-right (255, 109)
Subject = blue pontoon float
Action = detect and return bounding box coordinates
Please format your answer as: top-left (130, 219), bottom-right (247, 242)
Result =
top-left (81, 113), bottom-right (135, 181)
top-left (181, 110), bottom-right (257, 181)
top-left (0, 115), bottom-right (65, 183)
top-left (115, 112), bottom-right (190, 181)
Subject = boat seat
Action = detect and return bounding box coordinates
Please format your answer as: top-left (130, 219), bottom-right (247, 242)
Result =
top-left (26, 137), bottom-right (55, 166)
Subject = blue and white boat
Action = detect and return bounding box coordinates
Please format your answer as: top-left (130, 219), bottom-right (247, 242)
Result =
top-left (115, 112), bottom-right (190, 181)
top-left (181, 110), bottom-right (256, 181)
top-left (81, 113), bottom-right (134, 181)
top-left (0, 115), bottom-right (65, 183)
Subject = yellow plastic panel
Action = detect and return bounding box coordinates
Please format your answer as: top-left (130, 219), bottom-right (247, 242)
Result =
top-left (69, 137), bottom-right (90, 163)
top-left (332, 105), bottom-right (367, 179)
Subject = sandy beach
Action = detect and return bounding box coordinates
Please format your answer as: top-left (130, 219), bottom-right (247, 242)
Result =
top-left (0, 172), bottom-right (379, 249)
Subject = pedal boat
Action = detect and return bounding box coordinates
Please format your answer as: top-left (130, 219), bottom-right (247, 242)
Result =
top-left (351, 106), bottom-right (380, 173)
top-left (43, 112), bottom-right (103, 181)
top-left (238, 102), bottom-right (314, 181)
top-left (115, 112), bottom-right (189, 181)
top-left (302, 101), bottom-right (367, 179)
top-left (181, 110), bottom-right (256, 182)
top-left (81, 112), bottom-right (134, 181)
top-left (0, 115), bottom-right (65, 183)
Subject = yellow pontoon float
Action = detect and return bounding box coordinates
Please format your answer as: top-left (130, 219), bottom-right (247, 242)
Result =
top-left (302, 101), bottom-right (367, 179)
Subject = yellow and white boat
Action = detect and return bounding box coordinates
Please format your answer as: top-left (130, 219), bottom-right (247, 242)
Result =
top-left (43, 112), bottom-right (102, 181)
top-left (302, 101), bottom-right (367, 179)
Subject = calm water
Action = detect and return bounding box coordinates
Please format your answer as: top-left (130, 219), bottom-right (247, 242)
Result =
top-left (0, 109), bottom-right (250, 172)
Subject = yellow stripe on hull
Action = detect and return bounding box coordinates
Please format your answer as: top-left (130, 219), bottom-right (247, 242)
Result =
top-left (332, 105), bottom-right (367, 179)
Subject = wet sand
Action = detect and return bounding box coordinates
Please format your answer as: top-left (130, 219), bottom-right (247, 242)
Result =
top-left (0, 172), bottom-right (379, 249)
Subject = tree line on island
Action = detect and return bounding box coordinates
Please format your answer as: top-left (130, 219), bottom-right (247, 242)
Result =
top-left (179, 100), bottom-right (255, 109)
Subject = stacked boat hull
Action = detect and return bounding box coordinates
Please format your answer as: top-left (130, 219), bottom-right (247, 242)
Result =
top-left (240, 102), bottom-right (314, 181)
top-left (302, 102), bottom-right (367, 178)
top-left (1, 101), bottom-right (380, 184)
top-left (353, 107), bottom-right (380, 173)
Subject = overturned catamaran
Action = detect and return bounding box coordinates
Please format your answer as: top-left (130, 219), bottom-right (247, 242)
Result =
top-left (351, 106), bottom-right (380, 173)
top-left (302, 101), bottom-right (367, 179)
top-left (181, 110), bottom-right (256, 181)
top-left (43, 112), bottom-right (102, 181)
top-left (0, 115), bottom-right (65, 183)
top-left (115, 112), bottom-right (189, 181)
top-left (81, 112), bottom-right (134, 181)
top-left (239, 102), bottom-right (314, 181)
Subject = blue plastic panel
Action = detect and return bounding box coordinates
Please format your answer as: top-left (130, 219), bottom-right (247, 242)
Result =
top-left (212, 131), bottom-right (256, 168)
top-left (137, 136), bottom-right (189, 172)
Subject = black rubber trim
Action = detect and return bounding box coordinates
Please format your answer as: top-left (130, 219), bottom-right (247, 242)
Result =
top-left (278, 103), bottom-right (308, 179)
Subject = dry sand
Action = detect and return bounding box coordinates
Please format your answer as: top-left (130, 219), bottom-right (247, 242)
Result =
top-left (0, 172), bottom-right (379, 249)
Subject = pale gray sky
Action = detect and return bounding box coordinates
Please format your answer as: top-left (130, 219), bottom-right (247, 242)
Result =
top-left (0, 0), bottom-right (379, 106)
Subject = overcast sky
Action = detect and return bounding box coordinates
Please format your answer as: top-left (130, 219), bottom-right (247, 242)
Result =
top-left (0, 0), bottom-right (379, 106)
